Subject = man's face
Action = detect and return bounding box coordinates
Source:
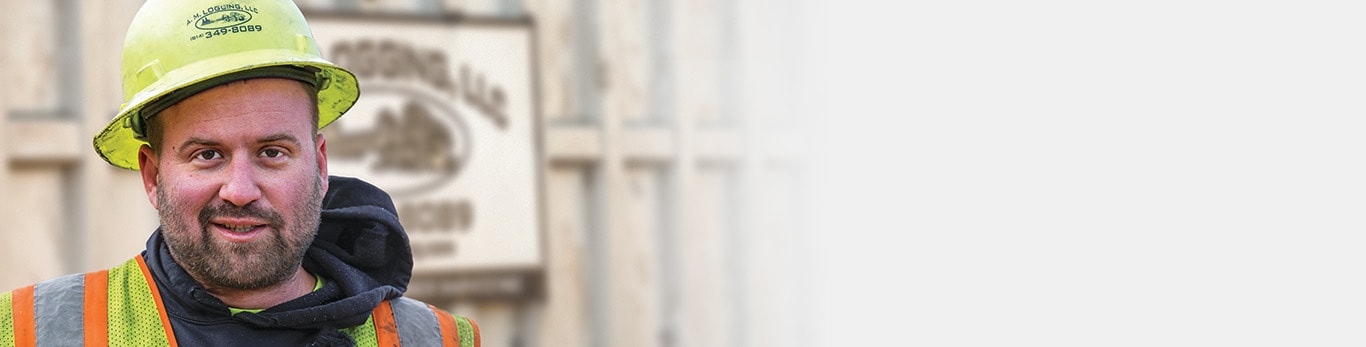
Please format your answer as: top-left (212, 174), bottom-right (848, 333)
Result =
top-left (137, 78), bottom-right (329, 291)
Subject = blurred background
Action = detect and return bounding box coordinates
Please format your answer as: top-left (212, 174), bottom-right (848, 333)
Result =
top-left (0, 0), bottom-right (811, 346)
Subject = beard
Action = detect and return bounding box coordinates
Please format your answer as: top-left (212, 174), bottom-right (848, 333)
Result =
top-left (157, 176), bottom-right (323, 290)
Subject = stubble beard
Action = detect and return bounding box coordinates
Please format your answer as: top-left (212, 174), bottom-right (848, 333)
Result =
top-left (157, 177), bottom-right (323, 291)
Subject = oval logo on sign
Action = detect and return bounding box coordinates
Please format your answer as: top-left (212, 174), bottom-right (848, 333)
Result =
top-left (322, 85), bottom-right (473, 197)
top-left (322, 38), bottom-right (482, 197)
top-left (194, 10), bottom-right (252, 30)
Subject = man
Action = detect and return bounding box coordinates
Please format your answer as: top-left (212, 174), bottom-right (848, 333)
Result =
top-left (0, 0), bottom-right (479, 346)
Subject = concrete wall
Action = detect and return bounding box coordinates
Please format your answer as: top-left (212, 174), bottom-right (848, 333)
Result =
top-left (0, 1), bottom-right (805, 346)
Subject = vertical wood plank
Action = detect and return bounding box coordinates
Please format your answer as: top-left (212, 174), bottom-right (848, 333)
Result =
top-left (536, 166), bottom-right (592, 347)
top-left (611, 166), bottom-right (663, 347)
top-left (77, 0), bottom-right (157, 274)
top-left (598, 0), bottom-right (664, 346)
top-left (675, 0), bottom-right (740, 346)
top-left (0, 0), bottom-right (12, 292)
top-left (0, 1), bottom-right (64, 291)
top-left (525, 0), bottom-right (580, 124)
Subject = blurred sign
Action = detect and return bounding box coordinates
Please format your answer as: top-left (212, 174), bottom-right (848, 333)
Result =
top-left (308, 16), bottom-right (542, 285)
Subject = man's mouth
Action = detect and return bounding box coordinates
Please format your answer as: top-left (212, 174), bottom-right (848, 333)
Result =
top-left (216, 223), bottom-right (263, 233)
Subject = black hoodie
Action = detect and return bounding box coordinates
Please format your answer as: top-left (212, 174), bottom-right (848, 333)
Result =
top-left (142, 176), bottom-right (413, 346)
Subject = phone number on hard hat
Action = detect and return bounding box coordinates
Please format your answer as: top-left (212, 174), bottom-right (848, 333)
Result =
top-left (202, 24), bottom-right (263, 39)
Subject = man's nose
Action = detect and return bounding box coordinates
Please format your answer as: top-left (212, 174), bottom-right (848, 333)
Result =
top-left (219, 154), bottom-right (262, 207)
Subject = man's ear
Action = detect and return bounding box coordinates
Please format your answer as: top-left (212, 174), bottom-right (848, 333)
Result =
top-left (316, 133), bottom-right (329, 193)
top-left (137, 144), bottom-right (160, 209)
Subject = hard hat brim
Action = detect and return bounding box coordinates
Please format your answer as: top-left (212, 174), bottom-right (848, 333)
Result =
top-left (94, 48), bottom-right (359, 171)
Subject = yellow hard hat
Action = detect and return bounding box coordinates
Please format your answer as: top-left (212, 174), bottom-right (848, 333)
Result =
top-left (94, 0), bottom-right (359, 170)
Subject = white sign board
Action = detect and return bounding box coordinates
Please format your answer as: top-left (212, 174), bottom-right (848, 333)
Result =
top-left (309, 17), bottom-right (541, 276)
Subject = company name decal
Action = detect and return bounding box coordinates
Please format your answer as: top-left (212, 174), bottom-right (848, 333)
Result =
top-left (184, 4), bottom-right (263, 41)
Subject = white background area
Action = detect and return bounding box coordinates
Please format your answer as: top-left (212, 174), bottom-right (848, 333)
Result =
top-left (806, 1), bottom-right (1366, 345)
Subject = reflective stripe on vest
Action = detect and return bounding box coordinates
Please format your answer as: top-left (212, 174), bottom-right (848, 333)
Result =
top-left (83, 270), bottom-right (109, 346)
top-left (2, 256), bottom-right (479, 347)
top-left (35, 273), bottom-right (85, 346)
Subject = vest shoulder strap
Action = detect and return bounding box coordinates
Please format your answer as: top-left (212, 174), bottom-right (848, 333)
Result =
top-left (103, 255), bottom-right (178, 347)
top-left (346, 297), bottom-right (481, 347)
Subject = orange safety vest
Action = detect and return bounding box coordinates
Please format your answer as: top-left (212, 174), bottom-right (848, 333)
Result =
top-left (0, 255), bottom-right (479, 346)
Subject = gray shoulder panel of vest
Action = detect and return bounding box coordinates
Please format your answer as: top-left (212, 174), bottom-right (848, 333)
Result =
top-left (390, 296), bottom-right (442, 346)
top-left (34, 273), bottom-right (86, 347)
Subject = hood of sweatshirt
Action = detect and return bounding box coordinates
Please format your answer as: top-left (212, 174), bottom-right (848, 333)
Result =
top-left (142, 175), bottom-right (412, 343)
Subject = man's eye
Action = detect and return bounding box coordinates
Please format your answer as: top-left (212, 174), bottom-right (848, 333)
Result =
top-left (195, 150), bottom-right (222, 161)
top-left (261, 149), bottom-right (283, 158)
